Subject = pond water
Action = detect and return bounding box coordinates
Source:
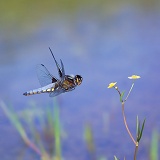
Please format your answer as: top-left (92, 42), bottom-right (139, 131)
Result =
top-left (0, 5), bottom-right (160, 160)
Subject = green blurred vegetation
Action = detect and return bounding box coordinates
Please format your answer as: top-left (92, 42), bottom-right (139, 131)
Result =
top-left (0, 100), bottom-right (63, 160)
top-left (0, 0), bottom-right (159, 34)
top-left (0, 100), bottom-right (160, 160)
top-left (84, 124), bottom-right (96, 160)
top-left (150, 130), bottom-right (159, 160)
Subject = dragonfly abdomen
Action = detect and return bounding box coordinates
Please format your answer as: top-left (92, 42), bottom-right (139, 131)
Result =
top-left (23, 89), bottom-right (42, 96)
top-left (23, 84), bottom-right (55, 96)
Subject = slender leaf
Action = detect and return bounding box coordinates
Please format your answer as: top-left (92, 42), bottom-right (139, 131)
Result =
top-left (1, 101), bottom-right (43, 154)
top-left (46, 107), bottom-right (55, 136)
top-left (120, 91), bottom-right (125, 102)
top-left (150, 130), bottom-right (159, 160)
top-left (137, 121), bottom-right (141, 142)
top-left (53, 99), bottom-right (61, 160)
top-left (114, 155), bottom-right (119, 160)
top-left (136, 116), bottom-right (139, 137)
top-left (0, 101), bottom-right (27, 140)
top-left (84, 124), bottom-right (95, 153)
top-left (137, 118), bottom-right (145, 142)
top-left (138, 119), bottom-right (146, 141)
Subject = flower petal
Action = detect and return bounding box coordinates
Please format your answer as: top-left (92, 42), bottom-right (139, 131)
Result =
top-left (108, 82), bottom-right (117, 88)
top-left (128, 75), bottom-right (141, 80)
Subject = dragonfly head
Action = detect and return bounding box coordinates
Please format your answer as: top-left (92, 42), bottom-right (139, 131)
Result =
top-left (75, 75), bottom-right (83, 85)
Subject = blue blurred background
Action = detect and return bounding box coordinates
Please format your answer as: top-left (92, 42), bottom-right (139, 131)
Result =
top-left (0, 0), bottom-right (160, 160)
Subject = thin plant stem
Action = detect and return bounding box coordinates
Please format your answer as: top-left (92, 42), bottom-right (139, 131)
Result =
top-left (0, 101), bottom-right (42, 156)
top-left (24, 137), bottom-right (42, 156)
top-left (114, 86), bottom-right (121, 97)
top-left (124, 82), bottom-right (134, 102)
top-left (122, 102), bottom-right (137, 145)
top-left (134, 145), bottom-right (139, 160)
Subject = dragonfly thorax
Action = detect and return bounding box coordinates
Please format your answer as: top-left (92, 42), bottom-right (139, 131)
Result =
top-left (61, 74), bottom-right (82, 91)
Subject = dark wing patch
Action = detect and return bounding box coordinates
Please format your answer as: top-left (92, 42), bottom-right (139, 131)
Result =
top-left (52, 77), bottom-right (57, 83)
top-left (60, 59), bottom-right (65, 81)
top-left (49, 47), bottom-right (65, 80)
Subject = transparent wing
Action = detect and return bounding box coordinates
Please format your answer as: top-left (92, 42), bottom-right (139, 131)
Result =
top-left (49, 88), bottom-right (65, 97)
top-left (36, 64), bottom-right (58, 87)
top-left (49, 85), bottom-right (75, 97)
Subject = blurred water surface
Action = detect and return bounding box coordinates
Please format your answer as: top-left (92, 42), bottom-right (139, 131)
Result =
top-left (0, 1), bottom-right (160, 160)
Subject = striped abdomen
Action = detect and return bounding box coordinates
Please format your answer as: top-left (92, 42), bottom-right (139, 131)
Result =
top-left (23, 83), bottom-right (55, 96)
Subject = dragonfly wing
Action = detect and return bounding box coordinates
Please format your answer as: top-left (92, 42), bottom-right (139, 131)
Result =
top-left (36, 64), bottom-right (58, 87)
top-left (49, 88), bottom-right (65, 97)
top-left (49, 48), bottom-right (65, 80)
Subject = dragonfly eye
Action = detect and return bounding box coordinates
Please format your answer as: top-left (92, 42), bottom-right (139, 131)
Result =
top-left (75, 75), bottom-right (83, 85)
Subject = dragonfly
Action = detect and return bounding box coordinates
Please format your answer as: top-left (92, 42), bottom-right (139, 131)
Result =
top-left (23, 48), bottom-right (82, 97)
